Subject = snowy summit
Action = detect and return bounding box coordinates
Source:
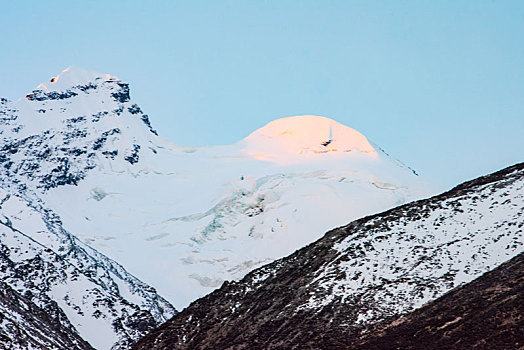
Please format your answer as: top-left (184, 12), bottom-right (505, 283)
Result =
top-left (35, 65), bottom-right (120, 92)
top-left (242, 115), bottom-right (377, 162)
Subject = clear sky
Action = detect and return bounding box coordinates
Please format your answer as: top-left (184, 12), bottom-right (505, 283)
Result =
top-left (1, 1), bottom-right (523, 189)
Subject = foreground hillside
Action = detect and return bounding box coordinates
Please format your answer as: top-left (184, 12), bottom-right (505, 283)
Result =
top-left (134, 162), bottom-right (523, 349)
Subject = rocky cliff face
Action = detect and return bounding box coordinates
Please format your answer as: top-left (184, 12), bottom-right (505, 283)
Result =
top-left (133, 162), bottom-right (523, 350)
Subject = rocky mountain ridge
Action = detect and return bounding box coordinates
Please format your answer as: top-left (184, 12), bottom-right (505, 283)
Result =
top-left (0, 67), bottom-right (157, 193)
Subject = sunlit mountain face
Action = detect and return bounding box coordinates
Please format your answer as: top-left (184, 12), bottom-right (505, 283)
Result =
top-left (239, 114), bottom-right (377, 162)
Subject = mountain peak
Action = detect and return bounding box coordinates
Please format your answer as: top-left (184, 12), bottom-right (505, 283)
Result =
top-left (241, 115), bottom-right (377, 162)
top-left (35, 66), bottom-right (120, 92)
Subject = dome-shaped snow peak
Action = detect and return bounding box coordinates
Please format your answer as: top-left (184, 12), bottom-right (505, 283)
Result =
top-left (35, 65), bottom-right (120, 91)
top-left (241, 115), bottom-right (377, 162)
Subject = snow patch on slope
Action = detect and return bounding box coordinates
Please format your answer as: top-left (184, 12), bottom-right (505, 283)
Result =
top-left (299, 167), bottom-right (524, 326)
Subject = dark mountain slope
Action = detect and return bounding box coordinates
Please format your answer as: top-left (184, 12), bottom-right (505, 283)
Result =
top-left (354, 251), bottom-right (524, 350)
top-left (134, 162), bottom-right (523, 350)
top-left (0, 280), bottom-right (93, 350)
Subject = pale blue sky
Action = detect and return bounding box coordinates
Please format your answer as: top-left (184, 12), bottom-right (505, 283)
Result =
top-left (1, 1), bottom-right (523, 189)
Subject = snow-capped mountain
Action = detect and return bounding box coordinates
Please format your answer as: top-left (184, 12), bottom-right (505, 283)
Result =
top-left (0, 66), bottom-right (432, 310)
top-left (134, 163), bottom-right (523, 349)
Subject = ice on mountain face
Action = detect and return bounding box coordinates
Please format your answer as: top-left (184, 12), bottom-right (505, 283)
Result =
top-left (1, 67), bottom-right (434, 312)
top-left (39, 131), bottom-right (431, 308)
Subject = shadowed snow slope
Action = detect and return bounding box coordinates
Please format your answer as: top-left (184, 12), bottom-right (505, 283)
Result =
top-left (1, 67), bottom-right (432, 313)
